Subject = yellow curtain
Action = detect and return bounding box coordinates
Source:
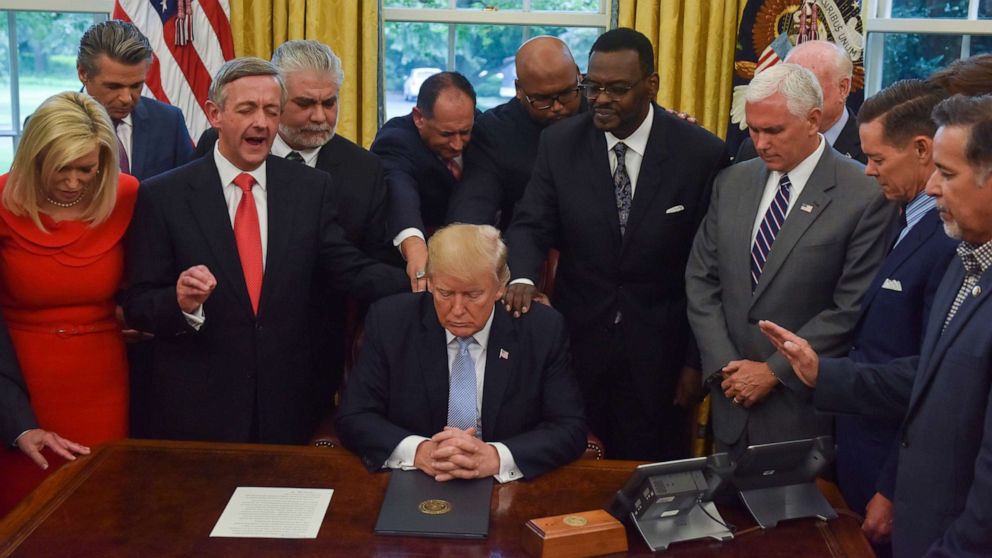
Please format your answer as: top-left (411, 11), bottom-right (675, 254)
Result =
top-left (619, 0), bottom-right (747, 139)
top-left (229, 0), bottom-right (380, 147)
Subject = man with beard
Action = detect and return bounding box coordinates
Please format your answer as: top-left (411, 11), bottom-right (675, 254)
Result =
top-left (193, 41), bottom-right (396, 417)
top-left (447, 36), bottom-right (584, 231)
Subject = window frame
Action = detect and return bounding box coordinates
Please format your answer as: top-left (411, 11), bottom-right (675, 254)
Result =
top-left (864, 0), bottom-right (992, 95)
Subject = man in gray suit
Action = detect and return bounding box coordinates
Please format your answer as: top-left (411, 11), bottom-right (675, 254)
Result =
top-left (685, 63), bottom-right (894, 453)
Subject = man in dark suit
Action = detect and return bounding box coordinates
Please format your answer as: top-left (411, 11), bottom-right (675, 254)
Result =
top-left (123, 58), bottom-right (407, 445)
top-left (336, 224), bottom-right (586, 481)
top-left (371, 72), bottom-right (477, 292)
top-left (836, 80), bottom-right (957, 552)
top-left (503, 28), bottom-right (728, 461)
top-left (685, 63), bottom-right (893, 454)
top-left (736, 40), bottom-right (865, 164)
top-left (760, 93), bottom-right (992, 558)
top-left (77, 20), bottom-right (192, 179)
top-left (192, 41), bottom-right (397, 415)
top-left (447, 37), bottom-right (584, 231)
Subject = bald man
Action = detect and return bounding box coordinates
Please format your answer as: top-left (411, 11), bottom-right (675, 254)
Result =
top-left (737, 40), bottom-right (865, 164)
top-left (447, 37), bottom-right (585, 230)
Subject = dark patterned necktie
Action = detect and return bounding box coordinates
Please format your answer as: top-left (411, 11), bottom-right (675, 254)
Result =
top-left (750, 174), bottom-right (792, 290)
top-left (285, 151), bottom-right (304, 164)
top-left (113, 119), bottom-right (130, 174)
top-left (613, 143), bottom-right (632, 236)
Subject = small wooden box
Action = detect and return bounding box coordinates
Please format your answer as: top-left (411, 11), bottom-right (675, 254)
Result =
top-left (521, 509), bottom-right (628, 558)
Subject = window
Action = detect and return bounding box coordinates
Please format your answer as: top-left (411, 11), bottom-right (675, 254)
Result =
top-left (382, 1), bottom-right (609, 121)
top-left (1, 1), bottom-right (110, 171)
top-left (864, 0), bottom-right (992, 95)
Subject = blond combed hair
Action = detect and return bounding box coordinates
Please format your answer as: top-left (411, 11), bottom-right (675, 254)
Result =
top-left (5, 91), bottom-right (120, 231)
top-left (426, 224), bottom-right (511, 287)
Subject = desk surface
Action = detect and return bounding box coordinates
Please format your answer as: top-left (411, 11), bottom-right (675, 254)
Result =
top-left (0, 439), bottom-right (873, 557)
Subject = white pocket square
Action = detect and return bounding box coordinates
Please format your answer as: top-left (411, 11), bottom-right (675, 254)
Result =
top-left (882, 279), bottom-right (903, 292)
top-left (665, 205), bottom-right (685, 214)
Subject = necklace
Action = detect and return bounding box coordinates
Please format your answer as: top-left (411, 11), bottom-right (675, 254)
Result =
top-left (45, 187), bottom-right (87, 208)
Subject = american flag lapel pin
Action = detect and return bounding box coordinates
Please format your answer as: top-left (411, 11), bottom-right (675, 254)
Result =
top-left (800, 203), bottom-right (814, 213)
top-left (499, 349), bottom-right (509, 360)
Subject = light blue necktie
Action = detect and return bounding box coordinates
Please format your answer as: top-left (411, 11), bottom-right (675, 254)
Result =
top-left (447, 336), bottom-right (478, 432)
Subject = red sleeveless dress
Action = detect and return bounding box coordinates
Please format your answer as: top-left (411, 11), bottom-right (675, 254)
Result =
top-left (0, 173), bottom-right (138, 517)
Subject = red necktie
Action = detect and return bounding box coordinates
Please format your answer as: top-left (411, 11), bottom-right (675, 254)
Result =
top-left (233, 172), bottom-right (263, 314)
top-left (447, 158), bottom-right (462, 181)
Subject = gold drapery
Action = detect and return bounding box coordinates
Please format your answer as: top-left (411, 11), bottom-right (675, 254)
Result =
top-left (230, 0), bottom-right (380, 147)
top-left (618, 0), bottom-right (747, 138)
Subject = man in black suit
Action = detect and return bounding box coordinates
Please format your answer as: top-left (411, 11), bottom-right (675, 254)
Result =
top-left (447, 37), bottom-right (584, 231)
top-left (736, 40), bottom-right (865, 164)
top-left (503, 28), bottom-right (729, 461)
top-left (371, 72), bottom-right (477, 292)
top-left (77, 20), bottom-right (192, 179)
top-left (123, 58), bottom-right (407, 445)
top-left (336, 224), bottom-right (586, 481)
top-left (192, 41), bottom-right (397, 414)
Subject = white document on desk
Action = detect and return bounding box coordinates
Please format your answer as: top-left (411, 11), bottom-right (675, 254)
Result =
top-left (210, 487), bottom-right (333, 539)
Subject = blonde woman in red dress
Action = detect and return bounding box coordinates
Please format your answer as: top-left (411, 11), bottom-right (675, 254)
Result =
top-left (0, 91), bottom-right (138, 516)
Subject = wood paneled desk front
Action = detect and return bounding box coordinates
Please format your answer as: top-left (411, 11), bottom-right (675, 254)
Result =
top-left (0, 439), bottom-right (874, 557)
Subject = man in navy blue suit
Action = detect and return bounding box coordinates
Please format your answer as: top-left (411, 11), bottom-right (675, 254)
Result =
top-left (77, 20), bottom-right (192, 180)
top-left (336, 224), bottom-right (586, 481)
top-left (371, 72), bottom-right (477, 292)
top-left (761, 94), bottom-right (992, 558)
top-left (835, 80), bottom-right (957, 552)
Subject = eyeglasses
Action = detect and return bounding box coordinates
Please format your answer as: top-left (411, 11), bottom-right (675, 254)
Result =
top-left (579, 75), bottom-right (647, 101)
top-left (524, 87), bottom-right (581, 110)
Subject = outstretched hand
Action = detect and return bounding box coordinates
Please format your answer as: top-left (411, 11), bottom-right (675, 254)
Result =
top-left (758, 320), bottom-right (820, 387)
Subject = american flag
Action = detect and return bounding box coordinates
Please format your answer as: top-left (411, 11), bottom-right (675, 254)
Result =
top-left (112, 0), bottom-right (235, 140)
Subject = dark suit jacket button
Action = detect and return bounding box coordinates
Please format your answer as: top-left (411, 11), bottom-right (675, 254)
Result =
top-left (901, 439), bottom-right (909, 448)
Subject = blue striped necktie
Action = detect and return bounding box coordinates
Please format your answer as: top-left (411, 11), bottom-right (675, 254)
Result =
top-left (447, 336), bottom-right (478, 432)
top-left (751, 174), bottom-right (792, 290)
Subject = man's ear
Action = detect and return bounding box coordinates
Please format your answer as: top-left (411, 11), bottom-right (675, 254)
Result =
top-left (205, 100), bottom-right (222, 128)
top-left (913, 135), bottom-right (934, 161)
top-left (77, 65), bottom-right (90, 86)
top-left (412, 106), bottom-right (425, 129)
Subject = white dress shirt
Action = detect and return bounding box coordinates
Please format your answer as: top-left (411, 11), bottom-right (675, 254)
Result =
top-left (184, 146), bottom-right (270, 327)
top-left (750, 134), bottom-right (827, 243)
top-left (385, 308), bottom-right (523, 483)
top-left (272, 134), bottom-right (321, 168)
top-left (822, 107), bottom-right (850, 149)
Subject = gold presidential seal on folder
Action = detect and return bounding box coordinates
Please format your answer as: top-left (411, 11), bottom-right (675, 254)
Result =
top-left (418, 499), bottom-right (452, 515)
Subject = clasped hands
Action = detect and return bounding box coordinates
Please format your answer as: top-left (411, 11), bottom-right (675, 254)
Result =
top-left (414, 427), bottom-right (500, 481)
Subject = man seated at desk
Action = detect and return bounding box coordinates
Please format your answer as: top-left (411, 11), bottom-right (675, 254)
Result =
top-left (336, 224), bottom-right (587, 482)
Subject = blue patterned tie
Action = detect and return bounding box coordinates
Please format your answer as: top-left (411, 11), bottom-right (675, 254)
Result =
top-left (750, 174), bottom-right (792, 290)
top-left (613, 143), bottom-right (632, 236)
top-left (447, 336), bottom-right (478, 432)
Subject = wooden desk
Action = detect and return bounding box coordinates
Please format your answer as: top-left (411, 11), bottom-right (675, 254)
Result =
top-left (0, 440), bottom-right (873, 557)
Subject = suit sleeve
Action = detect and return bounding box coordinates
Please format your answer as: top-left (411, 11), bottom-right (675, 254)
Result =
top-left (815, 356), bottom-right (917, 418)
top-left (0, 314), bottom-right (36, 446)
top-left (767, 191), bottom-right (896, 392)
top-left (371, 131), bottom-right (428, 238)
top-left (505, 133), bottom-right (559, 283)
top-left (314, 174), bottom-right (408, 302)
top-left (169, 109), bottom-right (193, 168)
top-left (122, 184), bottom-right (197, 336)
top-left (497, 311), bottom-right (587, 478)
top-left (927, 377), bottom-right (992, 557)
top-left (358, 159), bottom-right (402, 265)
top-left (685, 173), bottom-right (742, 380)
top-left (446, 140), bottom-right (502, 227)
top-left (334, 305), bottom-right (421, 471)
top-left (734, 138), bottom-right (758, 164)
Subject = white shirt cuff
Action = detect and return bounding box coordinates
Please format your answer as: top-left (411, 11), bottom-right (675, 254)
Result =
top-left (393, 228), bottom-right (425, 249)
top-left (384, 435), bottom-right (430, 470)
top-left (12, 429), bottom-right (33, 447)
top-left (509, 278), bottom-right (535, 286)
top-left (491, 442), bottom-right (522, 483)
top-left (183, 305), bottom-right (205, 331)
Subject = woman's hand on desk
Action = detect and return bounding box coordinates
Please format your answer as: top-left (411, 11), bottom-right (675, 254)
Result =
top-left (16, 429), bottom-right (91, 470)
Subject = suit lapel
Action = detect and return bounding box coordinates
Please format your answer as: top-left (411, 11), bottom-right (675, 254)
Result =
top-left (186, 157), bottom-right (253, 316)
top-left (481, 307), bottom-right (516, 441)
top-left (622, 109), bottom-right (670, 253)
top-left (736, 161), bottom-right (769, 287)
top-left (419, 300), bottom-right (451, 430)
top-left (751, 148), bottom-right (835, 302)
top-left (258, 157), bottom-right (293, 317)
top-left (315, 136), bottom-right (344, 172)
top-left (129, 98), bottom-right (150, 177)
top-left (860, 209), bottom-right (939, 312)
top-left (584, 123), bottom-right (622, 247)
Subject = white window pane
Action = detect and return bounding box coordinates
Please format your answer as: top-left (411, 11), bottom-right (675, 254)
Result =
top-left (16, 12), bottom-right (96, 121)
top-left (384, 21), bottom-right (449, 120)
top-left (384, 0), bottom-right (448, 8)
top-left (0, 13), bottom-right (11, 131)
top-left (0, 136), bottom-right (12, 173)
top-left (891, 0), bottom-right (971, 18)
top-left (877, 33), bottom-right (963, 87)
top-left (532, 0), bottom-right (600, 12)
top-left (970, 35), bottom-right (992, 54)
top-left (980, 0), bottom-right (992, 18)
